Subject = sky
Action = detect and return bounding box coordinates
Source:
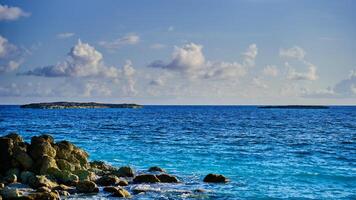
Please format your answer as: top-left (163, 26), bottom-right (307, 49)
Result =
top-left (0, 0), bottom-right (355, 105)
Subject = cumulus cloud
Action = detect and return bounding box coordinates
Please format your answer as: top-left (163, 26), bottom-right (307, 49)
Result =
top-left (122, 60), bottom-right (137, 95)
top-left (148, 42), bottom-right (258, 80)
top-left (98, 33), bottom-right (139, 50)
top-left (263, 65), bottom-right (279, 77)
top-left (280, 46), bottom-right (305, 60)
top-left (57, 32), bottom-right (75, 39)
top-left (0, 4), bottom-right (30, 21)
top-left (286, 61), bottom-right (318, 81)
top-left (21, 40), bottom-right (120, 78)
top-left (0, 35), bottom-right (26, 73)
top-left (303, 70), bottom-right (356, 98)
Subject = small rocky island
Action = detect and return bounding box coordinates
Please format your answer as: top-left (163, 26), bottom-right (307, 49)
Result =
top-left (258, 105), bottom-right (329, 109)
top-left (0, 133), bottom-right (228, 199)
top-left (20, 102), bottom-right (143, 109)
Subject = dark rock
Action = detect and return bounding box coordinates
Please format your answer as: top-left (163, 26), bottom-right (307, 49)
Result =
top-left (31, 135), bottom-right (54, 145)
top-left (73, 169), bottom-right (96, 181)
top-left (117, 179), bottom-right (129, 186)
top-left (133, 174), bottom-right (160, 183)
top-left (53, 141), bottom-right (89, 170)
top-left (37, 156), bottom-right (58, 174)
top-left (36, 186), bottom-right (51, 193)
top-left (56, 159), bottom-right (75, 171)
top-left (96, 175), bottom-right (119, 186)
top-left (5, 168), bottom-right (20, 178)
top-left (113, 166), bottom-right (135, 177)
top-left (28, 175), bottom-right (58, 189)
top-left (103, 186), bottom-right (119, 193)
top-left (20, 171), bottom-right (35, 185)
top-left (29, 141), bottom-right (56, 160)
top-left (28, 191), bottom-right (60, 200)
top-left (0, 187), bottom-right (23, 199)
top-left (109, 187), bottom-right (131, 198)
top-left (0, 137), bottom-right (14, 174)
top-left (52, 184), bottom-right (72, 192)
top-left (57, 190), bottom-right (70, 196)
top-left (156, 174), bottom-right (179, 183)
top-left (13, 149), bottom-right (33, 170)
top-left (3, 133), bottom-right (23, 144)
top-left (76, 181), bottom-right (99, 193)
top-left (203, 174), bottom-right (228, 183)
top-left (148, 166), bottom-right (166, 173)
top-left (4, 174), bottom-right (17, 183)
top-left (46, 168), bottom-right (79, 184)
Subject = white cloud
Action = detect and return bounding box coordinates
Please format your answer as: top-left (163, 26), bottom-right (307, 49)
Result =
top-left (0, 35), bottom-right (26, 73)
top-left (148, 42), bottom-right (258, 80)
top-left (0, 4), bottom-right (30, 21)
top-left (280, 46), bottom-right (305, 60)
top-left (263, 65), bottom-right (279, 77)
top-left (286, 61), bottom-right (318, 81)
top-left (122, 60), bottom-right (137, 95)
top-left (57, 32), bottom-right (75, 39)
top-left (21, 40), bottom-right (120, 78)
top-left (98, 33), bottom-right (140, 50)
top-left (252, 77), bottom-right (268, 89)
top-left (82, 81), bottom-right (111, 97)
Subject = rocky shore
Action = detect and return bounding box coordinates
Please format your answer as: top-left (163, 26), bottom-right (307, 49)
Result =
top-left (20, 102), bottom-right (143, 109)
top-left (0, 133), bottom-right (228, 199)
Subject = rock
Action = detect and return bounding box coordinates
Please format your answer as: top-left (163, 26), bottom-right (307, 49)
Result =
top-left (53, 141), bottom-right (74, 159)
top-left (203, 174), bottom-right (228, 183)
top-left (117, 179), bottom-right (129, 186)
top-left (13, 150), bottom-right (34, 170)
top-left (4, 174), bottom-right (17, 183)
top-left (54, 141), bottom-right (90, 170)
top-left (20, 171), bottom-right (35, 184)
top-left (76, 181), bottom-right (99, 193)
top-left (0, 187), bottom-right (23, 199)
top-left (148, 166), bottom-right (166, 173)
top-left (0, 137), bottom-right (13, 174)
top-left (37, 156), bottom-right (58, 174)
top-left (4, 133), bottom-right (23, 144)
top-left (57, 190), bottom-right (70, 196)
top-left (29, 141), bottom-right (56, 160)
top-left (133, 174), bottom-right (160, 183)
top-left (110, 187), bottom-right (131, 198)
top-left (103, 186), bottom-right (119, 193)
top-left (90, 161), bottom-right (116, 171)
top-left (156, 174), bottom-right (179, 183)
top-left (52, 184), bottom-right (72, 192)
top-left (37, 186), bottom-right (51, 193)
top-left (46, 168), bottom-right (79, 184)
top-left (114, 166), bottom-right (135, 177)
top-left (73, 170), bottom-right (96, 181)
top-left (5, 168), bottom-right (20, 178)
top-left (0, 183), bottom-right (4, 188)
top-left (31, 135), bottom-right (54, 145)
top-left (56, 159), bottom-right (75, 171)
top-left (96, 175), bottom-right (119, 186)
top-left (28, 175), bottom-right (58, 189)
top-left (28, 191), bottom-right (60, 200)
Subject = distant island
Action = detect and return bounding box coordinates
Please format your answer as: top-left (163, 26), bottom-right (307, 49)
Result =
top-left (20, 102), bottom-right (143, 109)
top-left (258, 105), bottom-right (329, 109)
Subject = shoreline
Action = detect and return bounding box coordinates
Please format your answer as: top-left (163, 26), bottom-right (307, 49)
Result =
top-left (0, 133), bottom-right (227, 199)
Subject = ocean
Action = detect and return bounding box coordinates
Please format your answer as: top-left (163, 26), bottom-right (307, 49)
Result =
top-left (0, 105), bottom-right (355, 199)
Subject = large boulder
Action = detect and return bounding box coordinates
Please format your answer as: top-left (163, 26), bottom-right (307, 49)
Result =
top-left (109, 187), bottom-right (131, 198)
top-left (3, 133), bottom-right (23, 144)
top-left (96, 175), bottom-right (119, 186)
top-left (28, 175), bottom-right (58, 189)
top-left (37, 156), bottom-right (58, 174)
top-left (54, 141), bottom-right (89, 170)
top-left (46, 168), bottom-right (79, 184)
top-left (133, 174), bottom-right (160, 183)
top-left (113, 166), bottom-right (135, 177)
top-left (13, 149), bottom-right (33, 170)
top-left (156, 174), bottom-right (179, 183)
top-left (20, 171), bottom-right (35, 185)
top-left (148, 166), bottom-right (166, 173)
top-left (203, 174), bottom-right (228, 183)
top-left (56, 159), bottom-right (75, 171)
top-left (73, 170), bottom-right (96, 181)
top-left (76, 181), bottom-right (99, 193)
top-left (0, 137), bottom-right (14, 174)
top-left (29, 141), bottom-right (56, 160)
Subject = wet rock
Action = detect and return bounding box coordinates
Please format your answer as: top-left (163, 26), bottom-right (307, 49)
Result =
top-left (29, 141), bottom-right (56, 160)
top-left (28, 191), bottom-right (60, 200)
top-left (4, 174), bottom-right (17, 184)
top-left (96, 175), bottom-right (119, 186)
top-left (110, 187), bottom-right (131, 198)
top-left (37, 156), bottom-right (58, 174)
top-left (73, 169), bottom-right (96, 181)
top-left (203, 174), bottom-right (228, 183)
top-left (0, 187), bottom-right (23, 199)
top-left (54, 141), bottom-right (89, 170)
top-left (0, 137), bottom-right (14, 174)
top-left (117, 179), bottom-right (129, 186)
top-left (57, 190), bottom-right (70, 196)
top-left (52, 184), bottom-right (72, 192)
top-left (28, 175), bottom-right (58, 189)
top-left (36, 186), bottom-right (51, 193)
top-left (133, 174), bottom-right (160, 183)
top-left (103, 186), bottom-right (119, 193)
top-left (20, 171), bottom-right (35, 185)
top-left (113, 166), bottom-right (135, 177)
top-left (13, 149), bottom-right (34, 170)
top-left (46, 168), bottom-right (79, 184)
top-left (5, 168), bottom-right (20, 178)
top-left (56, 159), bottom-right (75, 171)
top-left (31, 135), bottom-right (54, 145)
top-left (76, 181), bottom-right (99, 193)
top-left (156, 174), bottom-right (179, 183)
top-left (90, 161), bottom-right (116, 171)
top-left (148, 166), bottom-right (166, 173)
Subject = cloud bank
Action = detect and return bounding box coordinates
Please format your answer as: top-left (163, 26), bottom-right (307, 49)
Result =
top-left (0, 4), bottom-right (30, 21)
top-left (0, 35), bottom-right (26, 73)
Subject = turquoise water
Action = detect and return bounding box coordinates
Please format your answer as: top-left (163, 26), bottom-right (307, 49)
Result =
top-left (0, 106), bottom-right (355, 199)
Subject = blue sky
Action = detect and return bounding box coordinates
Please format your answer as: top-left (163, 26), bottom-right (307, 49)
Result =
top-left (0, 0), bottom-right (355, 104)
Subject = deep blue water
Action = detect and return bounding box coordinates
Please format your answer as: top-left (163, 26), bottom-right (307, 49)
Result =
top-left (0, 105), bottom-right (355, 199)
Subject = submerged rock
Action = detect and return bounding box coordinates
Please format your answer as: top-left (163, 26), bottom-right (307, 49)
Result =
top-left (203, 174), bottom-right (228, 183)
top-left (156, 174), bottom-right (179, 183)
top-left (148, 166), bottom-right (166, 173)
top-left (133, 174), bottom-right (160, 183)
top-left (76, 181), bottom-right (99, 193)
